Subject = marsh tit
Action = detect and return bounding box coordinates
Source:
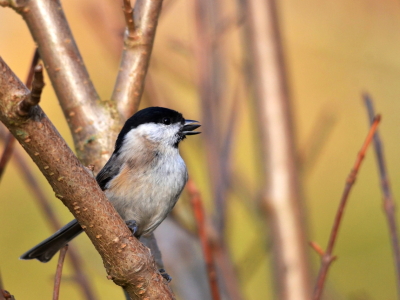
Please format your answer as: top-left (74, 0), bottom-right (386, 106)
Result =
top-left (21, 107), bottom-right (201, 263)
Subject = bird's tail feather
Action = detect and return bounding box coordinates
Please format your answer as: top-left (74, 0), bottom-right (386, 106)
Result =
top-left (20, 219), bottom-right (83, 263)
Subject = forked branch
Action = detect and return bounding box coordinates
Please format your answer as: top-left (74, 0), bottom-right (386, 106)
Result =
top-left (112, 0), bottom-right (164, 118)
top-left (312, 115), bottom-right (381, 300)
top-left (0, 57), bottom-right (174, 300)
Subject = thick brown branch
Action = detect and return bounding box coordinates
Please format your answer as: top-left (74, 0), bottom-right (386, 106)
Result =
top-left (0, 57), bottom-right (174, 299)
top-left (112, 0), bottom-right (163, 119)
top-left (53, 245), bottom-right (68, 300)
top-left (0, 126), bottom-right (97, 300)
top-left (7, 0), bottom-right (121, 171)
top-left (313, 116), bottom-right (381, 300)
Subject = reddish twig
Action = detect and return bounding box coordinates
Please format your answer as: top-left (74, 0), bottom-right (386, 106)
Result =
top-left (53, 245), bottom-right (69, 300)
top-left (18, 64), bottom-right (45, 117)
top-left (0, 289), bottom-right (15, 300)
top-left (0, 133), bottom-right (15, 181)
top-left (0, 49), bottom-right (40, 182)
top-left (25, 49), bottom-right (41, 90)
top-left (313, 115), bottom-right (381, 300)
top-left (364, 93), bottom-right (400, 298)
top-left (122, 0), bottom-right (135, 37)
top-left (309, 241), bottom-right (325, 258)
top-left (187, 179), bottom-right (221, 300)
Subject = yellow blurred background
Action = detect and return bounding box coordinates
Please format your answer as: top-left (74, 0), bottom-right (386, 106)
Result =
top-left (1, 0), bottom-right (400, 299)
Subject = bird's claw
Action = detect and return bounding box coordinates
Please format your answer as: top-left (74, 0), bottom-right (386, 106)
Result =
top-left (159, 268), bottom-right (172, 282)
top-left (125, 220), bottom-right (138, 237)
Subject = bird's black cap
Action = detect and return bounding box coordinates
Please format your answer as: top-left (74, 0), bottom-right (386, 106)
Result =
top-left (114, 107), bottom-right (184, 153)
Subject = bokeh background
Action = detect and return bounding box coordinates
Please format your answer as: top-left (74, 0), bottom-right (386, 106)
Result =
top-left (1, 0), bottom-right (400, 299)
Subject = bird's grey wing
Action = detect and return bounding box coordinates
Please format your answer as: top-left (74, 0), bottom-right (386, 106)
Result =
top-left (96, 154), bottom-right (121, 190)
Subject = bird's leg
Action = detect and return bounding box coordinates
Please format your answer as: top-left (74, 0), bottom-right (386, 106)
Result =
top-left (125, 220), bottom-right (139, 237)
top-left (159, 268), bottom-right (172, 282)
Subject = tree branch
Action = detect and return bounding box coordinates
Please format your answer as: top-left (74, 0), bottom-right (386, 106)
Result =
top-left (53, 245), bottom-right (68, 300)
top-left (0, 48), bottom-right (40, 182)
top-left (3, 0), bottom-right (121, 171)
top-left (17, 64), bottom-right (44, 117)
top-left (0, 124), bottom-right (97, 300)
top-left (112, 0), bottom-right (164, 119)
top-left (243, 0), bottom-right (312, 298)
top-left (0, 133), bottom-right (15, 181)
top-left (0, 57), bottom-right (174, 300)
top-left (363, 93), bottom-right (400, 299)
top-left (312, 115), bottom-right (381, 300)
top-left (187, 179), bottom-right (221, 300)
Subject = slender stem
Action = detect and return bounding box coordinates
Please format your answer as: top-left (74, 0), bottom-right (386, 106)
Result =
top-left (187, 179), bottom-right (221, 300)
top-left (0, 134), bottom-right (15, 181)
top-left (53, 245), bottom-right (69, 300)
top-left (0, 289), bottom-right (14, 300)
top-left (313, 116), bottom-right (381, 300)
top-left (0, 49), bottom-right (40, 182)
top-left (363, 93), bottom-right (400, 299)
top-left (18, 64), bottom-right (44, 117)
top-left (123, 0), bottom-right (135, 36)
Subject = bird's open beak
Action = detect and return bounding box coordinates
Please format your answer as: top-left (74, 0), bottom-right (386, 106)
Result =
top-left (182, 119), bottom-right (201, 135)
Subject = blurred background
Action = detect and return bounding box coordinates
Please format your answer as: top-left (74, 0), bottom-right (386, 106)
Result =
top-left (1, 0), bottom-right (400, 299)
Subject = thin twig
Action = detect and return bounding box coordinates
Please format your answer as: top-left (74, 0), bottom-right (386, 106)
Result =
top-left (187, 179), bottom-right (221, 300)
top-left (18, 64), bottom-right (45, 117)
top-left (309, 241), bottom-right (324, 257)
top-left (313, 115), bottom-right (381, 300)
top-left (0, 49), bottom-right (40, 182)
top-left (0, 289), bottom-right (14, 300)
top-left (53, 245), bottom-right (69, 300)
top-left (299, 110), bottom-right (336, 174)
top-left (122, 0), bottom-right (135, 37)
top-left (25, 49), bottom-right (41, 90)
top-left (0, 134), bottom-right (15, 181)
top-left (363, 93), bottom-right (400, 299)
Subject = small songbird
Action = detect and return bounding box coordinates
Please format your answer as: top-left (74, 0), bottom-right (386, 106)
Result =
top-left (21, 107), bottom-right (201, 263)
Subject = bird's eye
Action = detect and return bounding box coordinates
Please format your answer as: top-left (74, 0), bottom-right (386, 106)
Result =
top-left (162, 117), bottom-right (171, 125)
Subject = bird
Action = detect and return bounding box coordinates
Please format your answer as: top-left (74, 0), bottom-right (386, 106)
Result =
top-left (20, 106), bottom-right (201, 263)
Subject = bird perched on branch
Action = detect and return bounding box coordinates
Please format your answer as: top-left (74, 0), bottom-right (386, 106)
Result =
top-left (21, 107), bottom-right (201, 264)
